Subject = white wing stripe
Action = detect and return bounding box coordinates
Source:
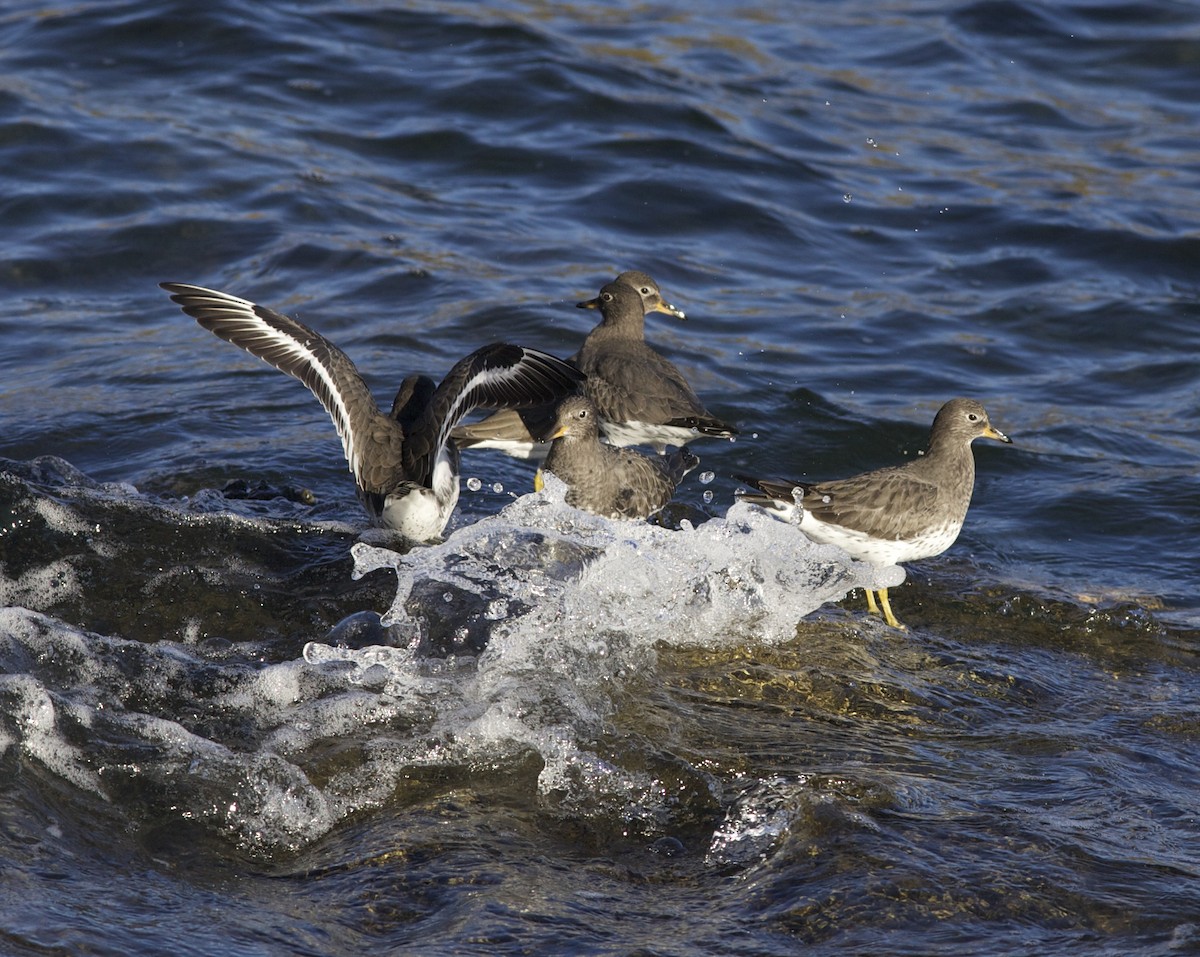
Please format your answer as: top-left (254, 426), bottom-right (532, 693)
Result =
top-left (180, 286), bottom-right (365, 482)
top-left (432, 349), bottom-right (554, 465)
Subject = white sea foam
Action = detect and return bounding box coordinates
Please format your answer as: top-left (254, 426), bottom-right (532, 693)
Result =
top-left (33, 497), bottom-right (102, 541)
top-left (307, 479), bottom-right (888, 792)
top-left (706, 776), bottom-right (807, 867)
top-left (0, 557), bottom-right (85, 608)
top-left (0, 478), bottom-right (888, 853)
top-left (0, 650), bottom-right (102, 795)
top-left (353, 475), bottom-right (886, 644)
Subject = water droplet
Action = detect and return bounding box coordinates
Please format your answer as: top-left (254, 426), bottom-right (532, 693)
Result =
top-left (466, 477), bottom-right (481, 492)
top-left (702, 489), bottom-right (714, 504)
top-left (491, 482), bottom-right (504, 494)
top-left (485, 599), bottom-right (509, 621)
top-left (821, 495), bottom-right (831, 504)
top-left (843, 193), bottom-right (852, 203)
top-left (443, 592), bottom-right (454, 603)
top-left (699, 470), bottom-right (715, 485)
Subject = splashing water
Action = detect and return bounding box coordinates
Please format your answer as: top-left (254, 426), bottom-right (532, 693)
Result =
top-left (1, 468), bottom-right (887, 855)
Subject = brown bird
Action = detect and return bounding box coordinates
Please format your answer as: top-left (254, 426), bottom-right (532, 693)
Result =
top-left (736, 398), bottom-right (1012, 628)
top-left (452, 270), bottom-right (736, 458)
top-left (161, 282), bottom-right (583, 542)
top-left (536, 395), bottom-right (699, 520)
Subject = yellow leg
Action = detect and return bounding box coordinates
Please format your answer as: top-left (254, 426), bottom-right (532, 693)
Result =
top-left (533, 468), bottom-right (544, 492)
top-left (864, 588), bottom-right (880, 615)
top-left (876, 587), bottom-right (906, 631)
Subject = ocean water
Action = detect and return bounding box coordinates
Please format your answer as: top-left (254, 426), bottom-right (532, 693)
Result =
top-left (2, 1), bottom-right (1199, 954)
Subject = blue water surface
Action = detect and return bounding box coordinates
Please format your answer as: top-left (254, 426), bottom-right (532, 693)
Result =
top-left (2, 1), bottom-right (1199, 954)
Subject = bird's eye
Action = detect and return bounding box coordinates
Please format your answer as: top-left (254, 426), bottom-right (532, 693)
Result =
top-left (639, 286), bottom-right (651, 296)
top-left (602, 292), bottom-right (614, 303)
top-left (578, 408), bottom-right (589, 419)
top-left (967, 413), bottom-right (980, 421)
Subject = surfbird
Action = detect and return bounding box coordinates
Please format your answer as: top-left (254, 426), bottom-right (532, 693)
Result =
top-left (536, 395), bottom-right (700, 520)
top-left (161, 282), bottom-right (583, 542)
top-left (452, 270), bottom-right (737, 459)
top-left (736, 398), bottom-right (1012, 629)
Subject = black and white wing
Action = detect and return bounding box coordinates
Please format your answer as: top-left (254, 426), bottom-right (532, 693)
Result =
top-left (161, 282), bottom-right (395, 491)
top-left (404, 343), bottom-right (585, 495)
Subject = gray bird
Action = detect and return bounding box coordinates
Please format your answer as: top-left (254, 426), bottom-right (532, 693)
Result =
top-left (452, 270), bottom-right (736, 458)
top-left (736, 398), bottom-right (1012, 628)
top-left (161, 282), bottom-right (583, 542)
top-left (537, 395), bottom-right (699, 521)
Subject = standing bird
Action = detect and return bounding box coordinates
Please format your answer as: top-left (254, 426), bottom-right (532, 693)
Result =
top-left (452, 270), bottom-right (737, 458)
top-left (160, 282), bottom-right (584, 542)
top-left (536, 395), bottom-right (699, 520)
top-left (574, 279), bottom-right (738, 451)
top-left (736, 398), bottom-right (1012, 629)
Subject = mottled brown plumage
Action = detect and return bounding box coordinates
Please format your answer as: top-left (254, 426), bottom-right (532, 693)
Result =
top-left (452, 270), bottom-right (736, 458)
top-left (538, 395), bottom-right (699, 520)
top-left (573, 280), bottom-right (736, 450)
top-left (737, 398), bottom-right (1012, 628)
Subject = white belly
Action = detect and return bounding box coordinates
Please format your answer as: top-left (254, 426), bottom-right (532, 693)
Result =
top-left (380, 483), bottom-right (458, 542)
top-left (799, 512), bottom-right (962, 567)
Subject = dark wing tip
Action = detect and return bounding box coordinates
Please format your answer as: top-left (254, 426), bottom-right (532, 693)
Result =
top-left (160, 281), bottom-right (196, 306)
top-left (701, 421), bottom-right (740, 438)
top-left (525, 346), bottom-right (587, 389)
top-left (731, 473), bottom-right (806, 504)
top-left (473, 343), bottom-right (583, 383)
top-left (665, 415), bottom-right (739, 438)
top-left (159, 280), bottom-right (212, 301)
